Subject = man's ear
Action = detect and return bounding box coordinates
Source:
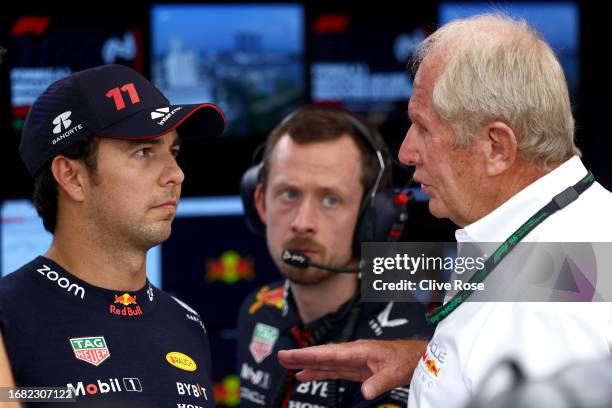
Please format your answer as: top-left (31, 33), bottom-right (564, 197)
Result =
top-left (50, 156), bottom-right (88, 202)
top-left (254, 183), bottom-right (267, 225)
top-left (481, 121), bottom-right (518, 176)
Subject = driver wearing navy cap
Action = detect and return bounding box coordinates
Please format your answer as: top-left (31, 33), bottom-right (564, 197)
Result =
top-left (0, 64), bottom-right (225, 407)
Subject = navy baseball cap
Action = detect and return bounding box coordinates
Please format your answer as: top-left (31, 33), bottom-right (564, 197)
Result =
top-left (20, 64), bottom-right (226, 176)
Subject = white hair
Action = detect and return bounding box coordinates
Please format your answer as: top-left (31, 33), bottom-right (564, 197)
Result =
top-left (414, 13), bottom-right (580, 167)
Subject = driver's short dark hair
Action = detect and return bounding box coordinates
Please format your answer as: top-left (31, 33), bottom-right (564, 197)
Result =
top-left (32, 136), bottom-right (99, 233)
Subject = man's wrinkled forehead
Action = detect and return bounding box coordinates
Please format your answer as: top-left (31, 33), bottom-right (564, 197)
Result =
top-left (415, 52), bottom-right (447, 89)
top-left (409, 53), bottom-right (448, 113)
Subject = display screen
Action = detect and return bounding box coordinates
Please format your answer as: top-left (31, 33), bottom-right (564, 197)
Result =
top-left (4, 15), bottom-right (145, 132)
top-left (151, 3), bottom-right (306, 137)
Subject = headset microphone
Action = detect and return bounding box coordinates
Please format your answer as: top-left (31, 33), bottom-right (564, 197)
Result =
top-left (282, 249), bottom-right (361, 273)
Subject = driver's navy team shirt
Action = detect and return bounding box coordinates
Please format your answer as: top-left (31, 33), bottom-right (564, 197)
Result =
top-left (0, 256), bottom-right (215, 408)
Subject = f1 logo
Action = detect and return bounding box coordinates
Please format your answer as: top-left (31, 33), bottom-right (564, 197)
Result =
top-left (123, 377), bottom-right (142, 392)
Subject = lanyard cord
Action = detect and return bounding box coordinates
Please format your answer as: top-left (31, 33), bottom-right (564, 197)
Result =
top-left (426, 171), bottom-right (595, 325)
top-left (270, 290), bottom-right (363, 408)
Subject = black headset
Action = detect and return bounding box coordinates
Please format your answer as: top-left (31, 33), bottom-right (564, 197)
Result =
top-left (239, 107), bottom-right (410, 256)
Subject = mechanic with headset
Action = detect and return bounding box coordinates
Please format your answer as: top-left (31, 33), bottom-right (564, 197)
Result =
top-left (237, 107), bottom-right (433, 408)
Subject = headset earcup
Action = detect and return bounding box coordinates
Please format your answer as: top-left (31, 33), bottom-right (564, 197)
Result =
top-left (352, 189), bottom-right (409, 256)
top-left (239, 164), bottom-right (266, 235)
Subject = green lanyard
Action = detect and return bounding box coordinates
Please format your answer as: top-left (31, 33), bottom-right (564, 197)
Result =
top-left (426, 171), bottom-right (595, 325)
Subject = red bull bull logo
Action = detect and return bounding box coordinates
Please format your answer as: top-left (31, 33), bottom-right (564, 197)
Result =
top-left (248, 286), bottom-right (285, 314)
top-left (213, 374), bottom-right (240, 406)
top-left (109, 293), bottom-right (143, 317)
top-left (206, 250), bottom-right (254, 284)
top-left (114, 293), bottom-right (137, 306)
top-left (421, 351), bottom-right (441, 378)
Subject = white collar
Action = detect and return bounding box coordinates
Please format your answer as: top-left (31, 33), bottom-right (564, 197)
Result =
top-left (455, 156), bottom-right (588, 243)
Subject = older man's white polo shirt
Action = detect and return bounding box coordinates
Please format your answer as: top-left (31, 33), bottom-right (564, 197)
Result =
top-left (408, 156), bottom-right (612, 408)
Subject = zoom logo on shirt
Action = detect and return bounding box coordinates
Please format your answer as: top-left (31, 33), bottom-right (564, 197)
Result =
top-left (37, 264), bottom-right (85, 299)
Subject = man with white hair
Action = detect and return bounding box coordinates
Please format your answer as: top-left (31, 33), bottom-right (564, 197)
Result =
top-left (278, 13), bottom-right (612, 408)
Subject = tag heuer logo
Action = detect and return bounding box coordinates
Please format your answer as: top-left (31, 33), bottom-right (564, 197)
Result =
top-left (150, 107), bottom-right (170, 120)
top-left (249, 323), bottom-right (279, 363)
top-left (52, 111), bottom-right (72, 134)
top-left (69, 336), bottom-right (110, 366)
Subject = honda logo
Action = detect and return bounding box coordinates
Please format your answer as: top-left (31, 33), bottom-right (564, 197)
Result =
top-left (52, 111), bottom-right (72, 134)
